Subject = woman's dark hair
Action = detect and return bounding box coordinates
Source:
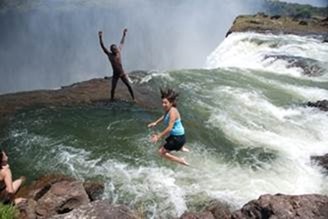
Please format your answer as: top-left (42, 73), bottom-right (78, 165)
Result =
top-left (160, 88), bottom-right (179, 107)
top-left (0, 151), bottom-right (3, 169)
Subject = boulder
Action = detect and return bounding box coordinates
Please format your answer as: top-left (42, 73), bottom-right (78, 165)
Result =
top-left (35, 180), bottom-right (90, 218)
top-left (83, 181), bottom-right (105, 201)
top-left (16, 174), bottom-right (75, 200)
top-left (204, 199), bottom-right (232, 219)
top-left (49, 200), bottom-right (139, 219)
top-left (231, 194), bottom-right (328, 219)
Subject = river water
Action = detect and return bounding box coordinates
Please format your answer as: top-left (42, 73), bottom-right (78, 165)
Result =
top-left (3, 32), bottom-right (328, 218)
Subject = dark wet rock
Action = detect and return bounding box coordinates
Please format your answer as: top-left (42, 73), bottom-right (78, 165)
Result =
top-left (307, 100), bottom-right (328, 111)
top-left (35, 180), bottom-right (90, 218)
top-left (180, 211), bottom-right (215, 219)
top-left (231, 194), bottom-right (328, 219)
top-left (226, 14), bottom-right (328, 37)
top-left (83, 181), bottom-right (105, 201)
top-left (270, 15), bottom-right (281, 20)
top-left (311, 153), bottom-right (328, 173)
top-left (204, 200), bottom-right (232, 219)
top-left (49, 200), bottom-right (139, 219)
top-left (299, 20), bottom-right (308, 25)
top-left (264, 55), bottom-right (324, 76)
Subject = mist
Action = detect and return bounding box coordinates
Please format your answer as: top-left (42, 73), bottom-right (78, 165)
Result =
top-left (0, 0), bottom-right (267, 93)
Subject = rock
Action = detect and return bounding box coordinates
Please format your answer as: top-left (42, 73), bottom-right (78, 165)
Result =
top-left (83, 181), bottom-right (105, 201)
top-left (311, 153), bottom-right (328, 173)
top-left (270, 15), bottom-right (281, 20)
top-left (231, 194), bottom-right (328, 219)
top-left (307, 100), bottom-right (328, 111)
top-left (16, 199), bottom-right (38, 219)
top-left (0, 72), bottom-right (160, 130)
top-left (35, 180), bottom-right (90, 218)
top-left (204, 199), bottom-right (232, 219)
top-left (299, 20), bottom-right (308, 25)
top-left (49, 200), bottom-right (139, 219)
top-left (16, 174), bottom-right (75, 200)
top-left (226, 14), bottom-right (328, 37)
top-left (180, 211), bottom-right (215, 219)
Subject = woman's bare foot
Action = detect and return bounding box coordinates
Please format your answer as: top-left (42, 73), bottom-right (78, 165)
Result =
top-left (181, 146), bottom-right (190, 152)
top-left (180, 157), bottom-right (189, 166)
top-left (14, 197), bottom-right (27, 205)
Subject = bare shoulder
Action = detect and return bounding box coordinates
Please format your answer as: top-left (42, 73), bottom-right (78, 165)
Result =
top-left (170, 107), bottom-right (180, 118)
top-left (0, 167), bottom-right (9, 180)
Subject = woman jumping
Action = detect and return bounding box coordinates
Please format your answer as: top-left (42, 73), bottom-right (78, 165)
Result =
top-left (148, 88), bottom-right (189, 166)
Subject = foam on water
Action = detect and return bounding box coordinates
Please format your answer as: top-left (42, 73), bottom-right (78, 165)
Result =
top-left (205, 32), bottom-right (328, 80)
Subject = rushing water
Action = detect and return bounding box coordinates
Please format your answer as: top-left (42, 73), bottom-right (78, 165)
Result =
top-left (2, 32), bottom-right (328, 218)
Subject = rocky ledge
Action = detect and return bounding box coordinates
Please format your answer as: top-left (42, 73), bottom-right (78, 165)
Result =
top-left (0, 71), bottom-right (159, 131)
top-left (15, 174), bottom-right (140, 219)
top-left (226, 13), bottom-right (328, 38)
top-left (15, 174), bottom-right (328, 219)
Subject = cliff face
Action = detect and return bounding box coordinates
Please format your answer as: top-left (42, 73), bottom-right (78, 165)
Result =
top-left (226, 13), bottom-right (328, 37)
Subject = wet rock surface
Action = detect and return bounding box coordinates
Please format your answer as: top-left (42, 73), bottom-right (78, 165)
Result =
top-left (311, 153), bottom-right (328, 173)
top-left (307, 99), bottom-right (328, 111)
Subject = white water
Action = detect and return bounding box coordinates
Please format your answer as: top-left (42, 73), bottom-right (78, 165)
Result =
top-left (206, 32), bottom-right (328, 80)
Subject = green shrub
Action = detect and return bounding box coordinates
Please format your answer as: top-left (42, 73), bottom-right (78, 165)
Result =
top-left (0, 203), bottom-right (18, 219)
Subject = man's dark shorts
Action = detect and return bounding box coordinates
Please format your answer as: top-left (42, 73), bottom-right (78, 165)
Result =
top-left (164, 135), bottom-right (186, 151)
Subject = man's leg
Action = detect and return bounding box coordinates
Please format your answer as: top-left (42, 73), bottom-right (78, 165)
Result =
top-left (111, 76), bottom-right (119, 100)
top-left (121, 75), bottom-right (135, 100)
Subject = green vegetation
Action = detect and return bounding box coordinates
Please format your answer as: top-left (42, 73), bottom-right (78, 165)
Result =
top-left (264, 0), bottom-right (328, 18)
top-left (0, 203), bottom-right (18, 219)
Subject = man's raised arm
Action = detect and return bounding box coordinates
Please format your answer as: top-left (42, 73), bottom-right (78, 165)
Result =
top-left (98, 31), bottom-right (110, 55)
top-left (119, 28), bottom-right (127, 51)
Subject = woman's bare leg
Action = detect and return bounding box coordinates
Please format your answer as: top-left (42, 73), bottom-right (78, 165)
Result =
top-left (159, 147), bottom-right (189, 166)
top-left (180, 146), bottom-right (190, 152)
top-left (12, 176), bottom-right (25, 193)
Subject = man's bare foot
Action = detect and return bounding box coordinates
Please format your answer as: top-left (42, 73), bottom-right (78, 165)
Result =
top-left (181, 146), bottom-right (190, 152)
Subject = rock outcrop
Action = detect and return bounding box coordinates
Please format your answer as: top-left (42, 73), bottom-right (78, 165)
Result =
top-left (226, 13), bottom-right (328, 37)
top-left (231, 194), bottom-right (328, 219)
top-left (49, 200), bottom-right (139, 219)
top-left (16, 175), bottom-right (107, 219)
top-left (0, 71), bottom-right (159, 128)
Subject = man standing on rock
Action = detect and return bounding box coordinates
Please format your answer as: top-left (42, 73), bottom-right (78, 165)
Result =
top-left (98, 28), bottom-right (135, 101)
